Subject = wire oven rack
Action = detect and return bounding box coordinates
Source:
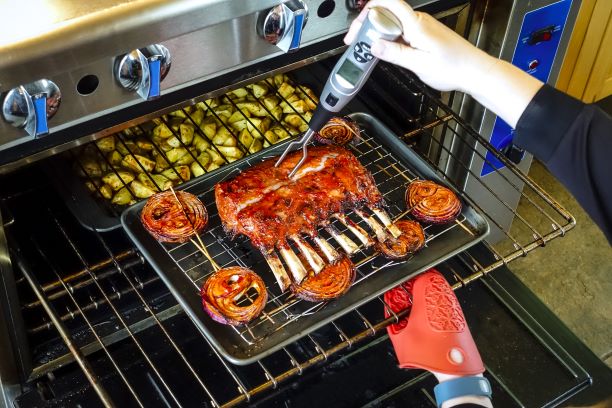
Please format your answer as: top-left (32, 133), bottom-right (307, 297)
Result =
top-left (9, 67), bottom-right (575, 407)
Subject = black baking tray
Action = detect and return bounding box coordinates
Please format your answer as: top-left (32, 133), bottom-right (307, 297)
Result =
top-left (121, 113), bottom-right (490, 365)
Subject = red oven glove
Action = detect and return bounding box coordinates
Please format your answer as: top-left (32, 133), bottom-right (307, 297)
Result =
top-left (384, 269), bottom-right (484, 376)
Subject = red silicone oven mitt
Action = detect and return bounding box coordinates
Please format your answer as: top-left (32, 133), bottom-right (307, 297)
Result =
top-left (384, 269), bottom-right (484, 376)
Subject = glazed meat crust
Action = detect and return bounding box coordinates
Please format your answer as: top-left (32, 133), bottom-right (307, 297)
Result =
top-left (215, 146), bottom-right (383, 251)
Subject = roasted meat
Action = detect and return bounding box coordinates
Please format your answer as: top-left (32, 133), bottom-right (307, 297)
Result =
top-left (215, 145), bottom-right (383, 251)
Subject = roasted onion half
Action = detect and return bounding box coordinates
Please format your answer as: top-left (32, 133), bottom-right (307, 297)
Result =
top-left (376, 220), bottom-right (425, 260)
top-left (406, 180), bottom-right (461, 224)
top-left (313, 117), bottom-right (360, 146)
top-left (201, 267), bottom-right (268, 326)
top-left (141, 190), bottom-right (208, 243)
top-left (292, 256), bottom-right (356, 302)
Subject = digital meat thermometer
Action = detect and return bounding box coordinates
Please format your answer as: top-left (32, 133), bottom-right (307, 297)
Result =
top-left (275, 7), bottom-right (403, 176)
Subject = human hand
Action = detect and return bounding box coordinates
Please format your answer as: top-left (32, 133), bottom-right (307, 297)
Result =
top-left (344, 0), bottom-right (543, 128)
top-left (344, 0), bottom-right (496, 93)
top-left (384, 270), bottom-right (492, 407)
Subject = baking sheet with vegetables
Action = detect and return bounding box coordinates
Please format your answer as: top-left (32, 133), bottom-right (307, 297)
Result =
top-left (51, 74), bottom-right (320, 231)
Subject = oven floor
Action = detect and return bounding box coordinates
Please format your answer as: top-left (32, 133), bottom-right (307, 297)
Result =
top-left (495, 160), bottom-right (612, 369)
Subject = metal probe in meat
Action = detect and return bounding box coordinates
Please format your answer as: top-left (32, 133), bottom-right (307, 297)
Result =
top-left (275, 7), bottom-right (402, 177)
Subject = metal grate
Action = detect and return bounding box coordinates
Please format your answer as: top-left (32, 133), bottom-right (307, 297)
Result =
top-left (10, 69), bottom-right (575, 407)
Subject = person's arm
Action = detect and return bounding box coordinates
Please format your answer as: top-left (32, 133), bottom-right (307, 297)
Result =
top-left (514, 86), bottom-right (612, 243)
top-left (345, 0), bottom-right (612, 243)
top-left (343, 0), bottom-right (543, 128)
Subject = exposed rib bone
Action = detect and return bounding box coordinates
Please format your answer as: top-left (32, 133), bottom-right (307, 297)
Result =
top-left (279, 246), bottom-right (308, 284)
top-left (355, 209), bottom-right (392, 243)
top-left (313, 236), bottom-right (341, 263)
top-left (291, 235), bottom-right (326, 275)
top-left (325, 224), bottom-right (359, 255)
top-left (333, 213), bottom-right (374, 247)
top-left (262, 252), bottom-right (292, 292)
top-left (370, 207), bottom-right (402, 238)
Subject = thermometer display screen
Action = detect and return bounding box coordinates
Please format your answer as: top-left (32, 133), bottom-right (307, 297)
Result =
top-left (337, 59), bottom-right (363, 86)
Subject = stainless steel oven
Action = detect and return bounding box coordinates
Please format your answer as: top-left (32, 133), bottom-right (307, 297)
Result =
top-left (1, 1), bottom-right (610, 407)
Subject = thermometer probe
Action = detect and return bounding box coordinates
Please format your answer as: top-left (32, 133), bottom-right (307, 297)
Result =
top-left (275, 7), bottom-right (403, 176)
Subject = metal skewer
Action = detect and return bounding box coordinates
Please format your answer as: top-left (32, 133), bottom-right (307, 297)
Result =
top-left (168, 187), bottom-right (220, 272)
top-left (274, 128), bottom-right (316, 177)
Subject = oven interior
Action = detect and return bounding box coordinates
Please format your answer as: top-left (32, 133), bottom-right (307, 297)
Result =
top-left (0, 56), bottom-right (584, 407)
top-left (1, 1), bottom-right (604, 407)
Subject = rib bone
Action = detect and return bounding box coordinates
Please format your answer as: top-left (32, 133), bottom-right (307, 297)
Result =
top-left (313, 236), bottom-right (341, 263)
top-left (370, 207), bottom-right (402, 238)
top-left (262, 252), bottom-right (291, 292)
top-left (325, 224), bottom-right (359, 255)
top-left (333, 213), bottom-right (374, 247)
top-left (355, 209), bottom-right (392, 243)
top-left (291, 235), bottom-right (326, 275)
top-left (279, 246), bottom-right (308, 284)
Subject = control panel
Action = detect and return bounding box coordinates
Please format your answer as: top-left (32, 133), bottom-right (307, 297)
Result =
top-left (481, 0), bottom-right (573, 177)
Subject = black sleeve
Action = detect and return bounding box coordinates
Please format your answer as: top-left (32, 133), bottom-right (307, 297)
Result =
top-left (514, 84), bottom-right (612, 244)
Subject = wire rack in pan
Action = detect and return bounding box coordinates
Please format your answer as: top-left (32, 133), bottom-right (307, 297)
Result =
top-left (161, 128), bottom-right (483, 348)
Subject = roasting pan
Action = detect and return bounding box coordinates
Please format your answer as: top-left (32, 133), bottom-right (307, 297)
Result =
top-left (121, 112), bottom-right (490, 364)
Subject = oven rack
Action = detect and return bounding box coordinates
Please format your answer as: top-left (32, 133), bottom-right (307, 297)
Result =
top-left (10, 70), bottom-right (575, 407)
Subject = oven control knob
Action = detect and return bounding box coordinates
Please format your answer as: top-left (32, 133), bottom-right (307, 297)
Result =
top-left (2, 79), bottom-right (61, 138)
top-left (258, 0), bottom-right (308, 53)
top-left (115, 44), bottom-right (171, 101)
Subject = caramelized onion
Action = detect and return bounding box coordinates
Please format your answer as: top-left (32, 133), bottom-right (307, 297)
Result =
top-left (292, 256), bottom-right (356, 302)
top-left (141, 190), bottom-right (208, 243)
top-left (201, 267), bottom-right (268, 326)
top-left (406, 180), bottom-right (461, 224)
top-left (376, 220), bottom-right (425, 260)
top-left (313, 117), bottom-right (360, 146)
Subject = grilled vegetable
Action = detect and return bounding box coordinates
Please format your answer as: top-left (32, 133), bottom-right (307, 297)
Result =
top-left (121, 154), bottom-right (156, 173)
top-left (95, 136), bottom-right (115, 153)
top-left (193, 135), bottom-right (211, 153)
top-left (112, 187), bottom-right (134, 205)
top-left (137, 173), bottom-right (173, 191)
top-left (161, 166), bottom-right (190, 182)
top-left (103, 171), bottom-right (135, 190)
top-left (129, 180), bottom-right (156, 198)
top-left (80, 157), bottom-right (102, 178)
top-left (153, 123), bottom-right (173, 138)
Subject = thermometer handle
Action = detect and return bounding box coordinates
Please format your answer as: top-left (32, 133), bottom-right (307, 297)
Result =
top-left (315, 7), bottom-right (402, 121)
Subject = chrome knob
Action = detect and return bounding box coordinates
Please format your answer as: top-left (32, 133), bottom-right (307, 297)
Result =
top-left (258, 0), bottom-right (308, 53)
top-left (115, 44), bottom-right (171, 101)
top-left (2, 79), bottom-right (61, 138)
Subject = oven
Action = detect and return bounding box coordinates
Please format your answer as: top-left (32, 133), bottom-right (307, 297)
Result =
top-left (1, 1), bottom-right (610, 407)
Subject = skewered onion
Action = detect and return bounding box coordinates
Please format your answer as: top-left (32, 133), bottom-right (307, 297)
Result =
top-left (375, 220), bottom-right (425, 260)
top-left (406, 180), bottom-right (461, 224)
top-left (141, 190), bottom-right (208, 243)
top-left (201, 267), bottom-right (267, 326)
top-left (314, 117), bottom-right (360, 146)
top-left (291, 256), bottom-right (356, 302)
